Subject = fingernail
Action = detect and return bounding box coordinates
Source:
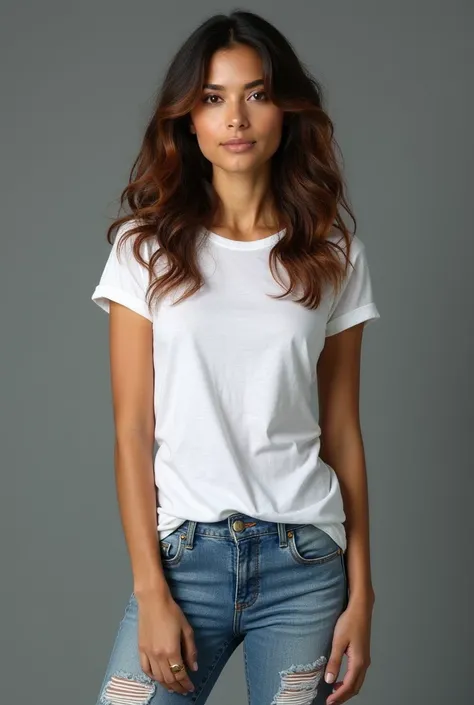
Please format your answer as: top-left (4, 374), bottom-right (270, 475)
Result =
top-left (193, 661), bottom-right (198, 671)
top-left (325, 672), bottom-right (335, 683)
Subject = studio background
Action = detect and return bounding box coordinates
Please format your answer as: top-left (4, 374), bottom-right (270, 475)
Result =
top-left (2, 1), bottom-right (471, 703)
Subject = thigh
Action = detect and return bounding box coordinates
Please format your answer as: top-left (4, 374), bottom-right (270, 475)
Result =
top-left (242, 524), bottom-right (347, 705)
top-left (94, 525), bottom-right (243, 705)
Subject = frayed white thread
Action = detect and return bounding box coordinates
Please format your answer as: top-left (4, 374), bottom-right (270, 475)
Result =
top-left (100, 670), bottom-right (156, 705)
top-left (270, 656), bottom-right (327, 705)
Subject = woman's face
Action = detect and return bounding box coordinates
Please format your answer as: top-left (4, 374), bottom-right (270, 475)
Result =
top-left (189, 44), bottom-right (284, 174)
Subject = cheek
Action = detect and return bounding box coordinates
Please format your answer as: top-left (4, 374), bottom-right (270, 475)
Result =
top-left (192, 115), bottom-right (221, 155)
top-left (257, 113), bottom-right (284, 152)
top-left (194, 132), bottom-right (219, 162)
top-left (255, 106), bottom-right (283, 134)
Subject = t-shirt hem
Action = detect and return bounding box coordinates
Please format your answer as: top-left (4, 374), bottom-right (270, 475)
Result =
top-left (158, 519), bottom-right (347, 552)
top-left (325, 302), bottom-right (380, 337)
top-left (91, 284), bottom-right (153, 322)
top-left (316, 524), bottom-right (347, 553)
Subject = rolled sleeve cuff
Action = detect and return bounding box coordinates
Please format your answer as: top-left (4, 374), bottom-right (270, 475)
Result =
top-left (326, 302), bottom-right (380, 337)
top-left (91, 285), bottom-right (153, 322)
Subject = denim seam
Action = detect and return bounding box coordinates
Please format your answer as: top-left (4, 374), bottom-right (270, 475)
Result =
top-left (191, 635), bottom-right (241, 703)
top-left (243, 636), bottom-right (252, 705)
top-left (234, 536), bottom-right (261, 611)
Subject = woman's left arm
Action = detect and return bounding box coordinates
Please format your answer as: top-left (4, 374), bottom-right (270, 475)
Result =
top-left (317, 321), bottom-right (375, 705)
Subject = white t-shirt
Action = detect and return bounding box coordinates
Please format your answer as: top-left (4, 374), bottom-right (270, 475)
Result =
top-left (91, 220), bottom-right (380, 551)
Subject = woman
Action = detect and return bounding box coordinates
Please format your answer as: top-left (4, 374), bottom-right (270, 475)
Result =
top-left (91, 10), bottom-right (380, 705)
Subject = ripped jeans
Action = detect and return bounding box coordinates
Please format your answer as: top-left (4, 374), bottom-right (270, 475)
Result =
top-left (95, 512), bottom-right (349, 705)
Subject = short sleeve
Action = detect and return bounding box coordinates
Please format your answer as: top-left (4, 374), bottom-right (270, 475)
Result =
top-left (326, 237), bottom-right (380, 337)
top-left (91, 220), bottom-right (153, 321)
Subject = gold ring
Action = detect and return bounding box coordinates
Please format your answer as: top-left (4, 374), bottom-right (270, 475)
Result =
top-left (169, 663), bottom-right (185, 674)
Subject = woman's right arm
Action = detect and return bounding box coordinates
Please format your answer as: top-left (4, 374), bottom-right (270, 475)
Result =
top-left (108, 300), bottom-right (169, 599)
top-left (107, 301), bottom-right (198, 694)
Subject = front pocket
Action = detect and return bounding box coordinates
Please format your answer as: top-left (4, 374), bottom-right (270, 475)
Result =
top-left (159, 529), bottom-right (186, 566)
top-left (288, 524), bottom-right (342, 565)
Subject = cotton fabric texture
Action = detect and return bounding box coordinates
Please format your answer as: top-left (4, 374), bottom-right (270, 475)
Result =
top-left (91, 220), bottom-right (380, 552)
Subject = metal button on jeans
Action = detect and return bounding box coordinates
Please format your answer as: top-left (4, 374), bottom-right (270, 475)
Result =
top-left (232, 520), bottom-right (245, 532)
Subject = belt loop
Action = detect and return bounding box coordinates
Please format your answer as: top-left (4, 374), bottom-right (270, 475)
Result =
top-left (185, 520), bottom-right (196, 549)
top-left (278, 522), bottom-right (288, 547)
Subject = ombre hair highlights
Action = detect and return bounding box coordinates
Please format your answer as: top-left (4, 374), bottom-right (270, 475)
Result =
top-left (106, 10), bottom-right (356, 310)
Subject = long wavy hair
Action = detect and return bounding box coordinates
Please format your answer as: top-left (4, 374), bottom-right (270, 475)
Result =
top-left (105, 9), bottom-right (356, 310)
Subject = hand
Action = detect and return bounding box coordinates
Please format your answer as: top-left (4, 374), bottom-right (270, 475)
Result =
top-left (135, 589), bottom-right (198, 695)
top-left (324, 599), bottom-right (374, 705)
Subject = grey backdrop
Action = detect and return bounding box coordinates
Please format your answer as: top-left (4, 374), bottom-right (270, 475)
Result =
top-left (2, 1), bottom-right (472, 703)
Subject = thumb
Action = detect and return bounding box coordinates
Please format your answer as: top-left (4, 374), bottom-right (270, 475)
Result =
top-left (324, 642), bottom-right (344, 684)
top-left (181, 624), bottom-right (199, 672)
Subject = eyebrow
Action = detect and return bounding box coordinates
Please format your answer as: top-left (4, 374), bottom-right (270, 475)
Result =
top-left (202, 79), bottom-right (264, 90)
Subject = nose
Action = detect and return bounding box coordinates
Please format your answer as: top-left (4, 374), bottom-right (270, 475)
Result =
top-left (228, 116), bottom-right (248, 130)
top-left (226, 104), bottom-right (249, 129)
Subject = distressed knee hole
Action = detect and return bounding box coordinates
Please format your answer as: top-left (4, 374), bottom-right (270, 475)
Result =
top-left (100, 670), bottom-right (156, 705)
top-left (270, 655), bottom-right (327, 705)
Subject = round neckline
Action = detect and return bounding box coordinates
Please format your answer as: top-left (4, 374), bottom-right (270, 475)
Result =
top-left (202, 226), bottom-right (286, 251)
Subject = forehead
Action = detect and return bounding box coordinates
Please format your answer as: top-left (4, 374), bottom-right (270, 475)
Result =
top-left (204, 45), bottom-right (264, 87)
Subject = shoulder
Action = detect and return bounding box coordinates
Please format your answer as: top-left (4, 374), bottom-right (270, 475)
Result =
top-left (113, 217), bottom-right (160, 262)
top-left (324, 229), bottom-right (365, 261)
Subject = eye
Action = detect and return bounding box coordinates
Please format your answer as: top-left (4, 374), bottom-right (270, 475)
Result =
top-left (249, 91), bottom-right (267, 101)
top-left (202, 94), bottom-right (221, 104)
top-left (201, 91), bottom-right (268, 104)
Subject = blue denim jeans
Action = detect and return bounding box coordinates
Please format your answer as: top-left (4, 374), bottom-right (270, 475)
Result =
top-left (95, 512), bottom-right (348, 705)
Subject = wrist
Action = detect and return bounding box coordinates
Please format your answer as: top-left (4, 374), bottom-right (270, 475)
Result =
top-left (133, 577), bottom-right (171, 600)
top-left (348, 587), bottom-right (376, 608)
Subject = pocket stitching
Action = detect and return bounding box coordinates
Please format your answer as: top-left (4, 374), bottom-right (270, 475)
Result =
top-left (288, 529), bottom-right (341, 565)
top-left (160, 540), bottom-right (171, 556)
top-left (160, 534), bottom-right (185, 565)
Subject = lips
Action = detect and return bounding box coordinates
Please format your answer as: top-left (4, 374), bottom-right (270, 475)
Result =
top-left (222, 140), bottom-right (255, 145)
top-left (221, 141), bottom-right (256, 153)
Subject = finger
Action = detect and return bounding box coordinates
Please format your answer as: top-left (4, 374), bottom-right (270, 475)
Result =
top-left (139, 652), bottom-right (157, 681)
top-left (327, 663), bottom-right (363, 705)
top-left (352, 669), bottom-right (367, 698)
top-left (181, 625), bottom-right (199, 673)
top-left (151, 660), bottom-right (164, 685)
top-left (324, 642), bottom-right (344, 686)
top-left (327, 681), bottom-right (344, 705)
top-left (144, 653), bottom-right (164, 685)
top-left (160, 654), bottom-right (194, 695)
top-left (171, 662), bottom-right (195, 695)
top-left (142, 653), bottom-right (181, 695)
top-left (157, 659), bottom-right (186, 695)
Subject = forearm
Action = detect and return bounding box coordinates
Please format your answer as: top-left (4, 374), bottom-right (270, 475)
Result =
top-left (320, 426), bottom-right (375, 606)
top-left (114, 432), bottom-right (170, 598)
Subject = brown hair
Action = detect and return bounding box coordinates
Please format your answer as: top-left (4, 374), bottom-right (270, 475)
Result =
top-left (106, 9), bottom-right (355, 311)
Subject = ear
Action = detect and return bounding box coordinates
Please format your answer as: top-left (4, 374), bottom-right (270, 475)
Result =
top-left (190, 123), bottom-right (196, 134)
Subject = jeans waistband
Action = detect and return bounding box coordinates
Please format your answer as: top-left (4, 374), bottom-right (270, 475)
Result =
top-left (181, 513), bottom-right (309, 549)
